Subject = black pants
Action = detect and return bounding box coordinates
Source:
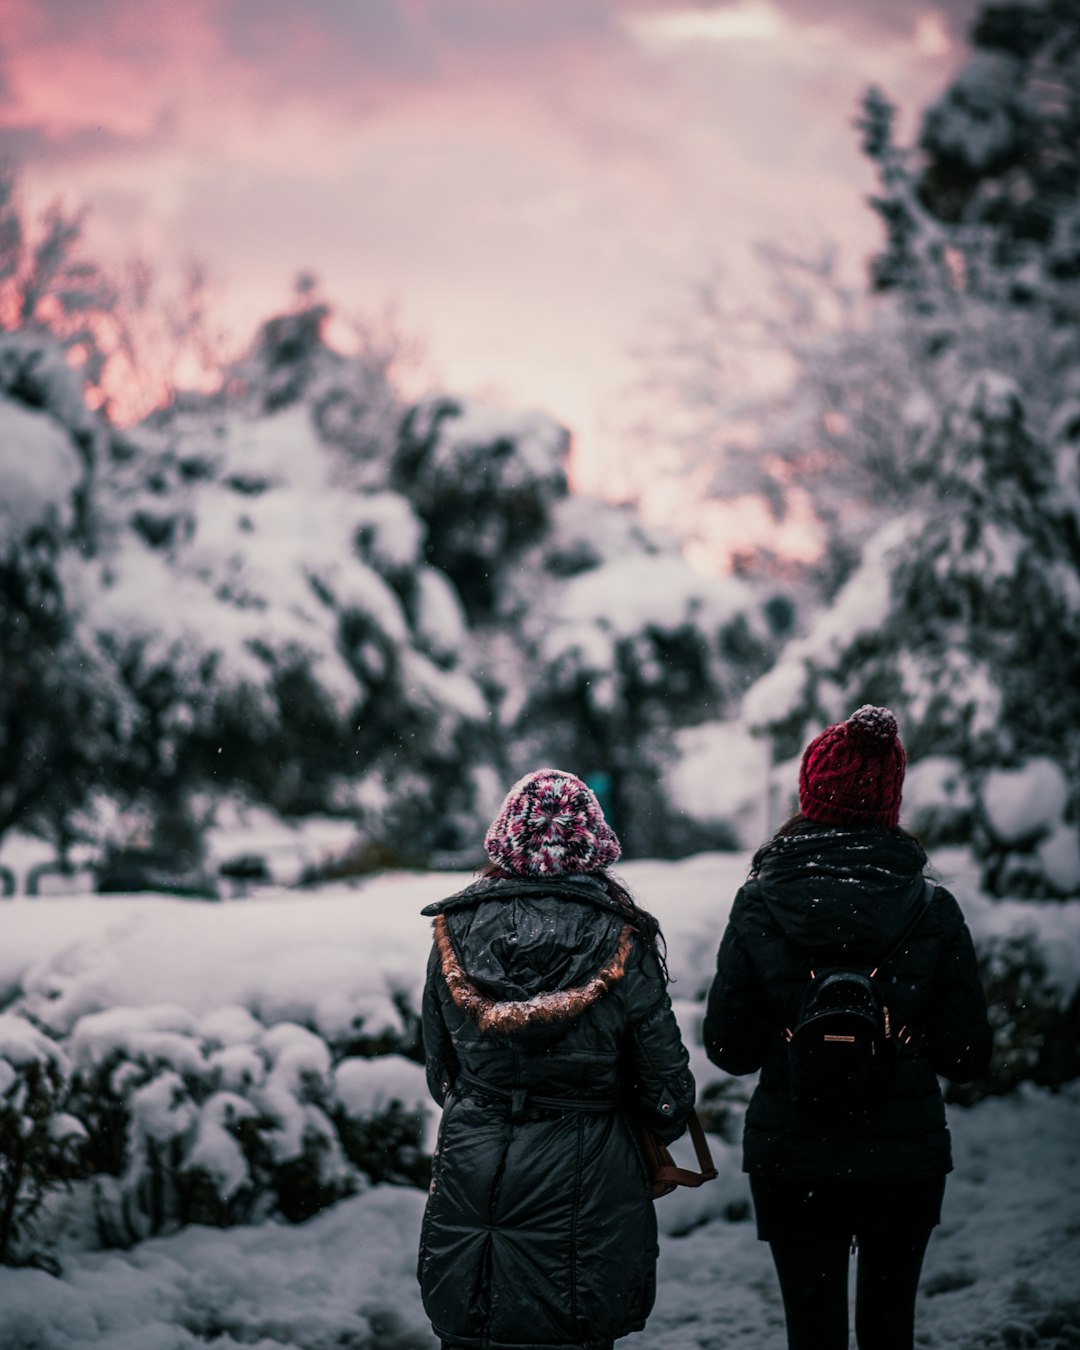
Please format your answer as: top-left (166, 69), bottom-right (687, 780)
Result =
top-left (768, 1229), bottom-right (933, 1350)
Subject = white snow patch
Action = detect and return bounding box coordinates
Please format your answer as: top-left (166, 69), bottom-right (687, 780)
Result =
top-left (981, 758), bottom-right (1069, 845)
top-left (0, 858), bottom-right (1076, 1348)
top-left (0, 396), bottom-right (83, 545)
top-left (1036, 825), bottom-right (1080, 895)
top-left (336, 1054), bottom-right (426, 1113)
top-left (665, 720), bottom-right (769, 847)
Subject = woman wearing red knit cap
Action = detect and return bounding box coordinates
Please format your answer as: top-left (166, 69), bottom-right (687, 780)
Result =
top-left (704, 706), bottom-right (991, 1350)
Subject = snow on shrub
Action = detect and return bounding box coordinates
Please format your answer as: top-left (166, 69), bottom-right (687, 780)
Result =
top-left (393, 396), bottom-right (570, 619)
top-left (902, 755), bottom-right (976, 845)
top-left (49, 999), bottom-right (438, 1246)
top-left (0, 1014), bottom-right (79, 1268)
top-left (91, 401), bottom-right (490, 843)
top-left (980, 759), bottom-right (1069, 847)
top-left (1035, 826), bottom-right (1080, 897)
top-left (538, 555), bottom-right (766, 716)
top-left (248, 1022), bottom-right (355, 1225)
top-left (333, 1055), bottom-right (432, 1187)
top-left (663, 720), bottom-right (771, 850)
top-left (949, 928), bottom-right (1080, 1105)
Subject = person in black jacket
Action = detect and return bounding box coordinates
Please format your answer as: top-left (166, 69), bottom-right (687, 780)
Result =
top-left (704, 705), bottom-right (991, 1350)
top-left (419, 767), bottom-right (695, 1350)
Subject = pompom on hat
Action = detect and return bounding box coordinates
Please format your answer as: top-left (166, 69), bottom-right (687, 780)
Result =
top-left (484, 768), bottom-right (622, 877)
top-left (798, 705), bottom-right (906, 829)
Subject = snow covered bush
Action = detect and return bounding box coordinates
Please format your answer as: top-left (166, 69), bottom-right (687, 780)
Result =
top-left (50, 999), bottom-right (438, 1247)
top-left (949, 930), bottom-right (1080, 1104)
top-left (505, 510), bottom-right (787, 855)
top-left (333, 1054), bottom-right (431, 1187)
top-left (65, 1006), bottom-right (357, 1244)
top-left (393, 395), bottom-right (570, 619)
top-left (663, 720), bottom-right (771, 851)
top-left (0, 1015), bottom-right (82, 1269)
top-left (84, 380), bottom-right (493, 857)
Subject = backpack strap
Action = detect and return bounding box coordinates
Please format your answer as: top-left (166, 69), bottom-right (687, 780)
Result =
top-left (769, 877), bottom-right (936, 984)
top-left (869, 878), bottom-right (936, 977)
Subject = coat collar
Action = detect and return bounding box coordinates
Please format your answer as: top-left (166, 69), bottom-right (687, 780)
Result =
top-left (420, 873), bottom-right (625, 918)
top-left (432, 912), bottom-right (632, 1034)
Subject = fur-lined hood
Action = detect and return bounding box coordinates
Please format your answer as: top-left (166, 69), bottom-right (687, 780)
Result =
top-left (422, 876), bottom-right (632, 1037)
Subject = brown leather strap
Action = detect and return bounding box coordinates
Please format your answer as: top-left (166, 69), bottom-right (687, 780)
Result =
top-left (650, 1110), bottom-right (719, 1189)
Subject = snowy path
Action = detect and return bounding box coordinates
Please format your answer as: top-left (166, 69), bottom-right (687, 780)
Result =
top-left (631, 1086), bottom-right (1080, 1350)
top-left (1, 1085), bottom-right (1076, 1349)
top-left (1, 860), bottom-right (1078, 1348)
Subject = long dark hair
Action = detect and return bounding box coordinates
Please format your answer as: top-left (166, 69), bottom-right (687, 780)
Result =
top-left (475, 861), bottom-right (671, 983)
top-left (749, 812), bottom-right (924, 878)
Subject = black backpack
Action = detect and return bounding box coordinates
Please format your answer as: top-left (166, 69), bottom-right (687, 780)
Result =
top-left (782, 881), bottom-right (934, 1108)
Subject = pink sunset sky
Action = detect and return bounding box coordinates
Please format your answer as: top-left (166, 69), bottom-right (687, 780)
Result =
top-left (2, 0), bottom-right (978, 544)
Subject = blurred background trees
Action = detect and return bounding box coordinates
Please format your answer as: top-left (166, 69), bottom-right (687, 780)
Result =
top-left (0, 163), bottom-right (779, 873)
top-left (1, 0), bottom-right (1078, 896)
top-left (637, 0), bottom-right (1080, 896)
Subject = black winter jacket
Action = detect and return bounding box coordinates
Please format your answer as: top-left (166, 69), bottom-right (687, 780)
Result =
top-left (419, 875), bottom-right (695, 1350)
top-left (703, 828), bottom-right (991, 1184)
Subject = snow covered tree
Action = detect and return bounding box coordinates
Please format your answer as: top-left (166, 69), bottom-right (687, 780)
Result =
top-left (744, 371), bottom-right (1080, 896)
top-left (0, 300), bottom-right (496, 860)
top-left (0, 334), bottom-right (133, 851)
top-left (392, 396), bottom-right (570, 620)
top-left (867, 0), bottom-right (1080, 319)
top-left (637, 0), bottom-right (1080, 594)
top-left (0, 164), bottom-right (229, 424)
top-left (88, 390), bottom-right (491, 858)
top-left (0, 168), bottom-right (115, 396)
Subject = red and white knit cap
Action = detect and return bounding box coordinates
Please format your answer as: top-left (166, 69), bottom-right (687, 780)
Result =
top-left (798, 705), bottom-right (906, 829)
top-left (484, 768), bottom-right (622, 876)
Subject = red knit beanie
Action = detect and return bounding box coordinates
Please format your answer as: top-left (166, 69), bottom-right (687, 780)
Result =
top-left (798, 705), bottom-right (906, 828)
top-left (485, 768), bottom-right (622, 877)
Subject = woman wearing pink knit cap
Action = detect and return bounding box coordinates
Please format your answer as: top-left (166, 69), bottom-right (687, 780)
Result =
top-left (704, 706), bottom-right (991, 1350)
top-left (418, 768), bottom-right (695, 1350)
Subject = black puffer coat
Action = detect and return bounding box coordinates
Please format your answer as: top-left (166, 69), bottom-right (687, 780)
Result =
top-left (419, 874), bottom-right (695, 1350)
top-left (703, 828), bottom-right (991, 1183)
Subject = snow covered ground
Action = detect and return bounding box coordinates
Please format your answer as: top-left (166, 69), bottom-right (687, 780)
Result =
top-left (1, 853), bottom-right (1078, 1349)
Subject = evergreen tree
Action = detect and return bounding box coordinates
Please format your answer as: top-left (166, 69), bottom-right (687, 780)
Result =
top-left (866, 0), bottom-right (1080, 318)
top-left (0, 335), bottom-right (131, 851)
top-left (640, 0), bottom-right (1080, 595)
top-left (745, 371), bottom-right (1080, 895)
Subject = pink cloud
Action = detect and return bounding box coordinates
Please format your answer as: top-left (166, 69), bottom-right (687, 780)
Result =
top-left (0, 0), bottom-right (975, 555)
